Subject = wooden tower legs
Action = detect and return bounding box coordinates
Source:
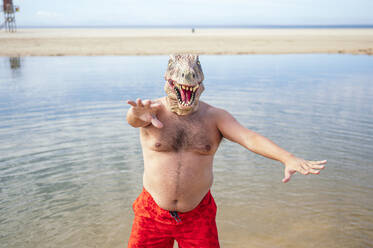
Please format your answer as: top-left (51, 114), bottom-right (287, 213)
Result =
top-left (4, 10), bottom-right (16, 32)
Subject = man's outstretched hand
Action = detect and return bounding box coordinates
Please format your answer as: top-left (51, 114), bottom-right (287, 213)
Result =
top-left (282, 157), bottom-right (327, 183)
top-left (127, 98), bottom-right (163, 128)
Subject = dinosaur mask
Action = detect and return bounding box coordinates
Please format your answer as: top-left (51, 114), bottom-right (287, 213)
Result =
top-left (164, 54), bottom-right (205, 115)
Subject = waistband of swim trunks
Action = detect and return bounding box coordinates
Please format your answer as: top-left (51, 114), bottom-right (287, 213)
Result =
top-left (133, 187), bottom-right (214, 224)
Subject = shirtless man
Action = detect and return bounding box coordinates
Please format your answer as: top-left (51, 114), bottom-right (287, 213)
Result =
top-left (126, 54), bottom-right (326, 248)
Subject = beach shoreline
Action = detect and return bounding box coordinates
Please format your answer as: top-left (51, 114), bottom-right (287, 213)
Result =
top-left (1, 28), bottom-right (373, 56)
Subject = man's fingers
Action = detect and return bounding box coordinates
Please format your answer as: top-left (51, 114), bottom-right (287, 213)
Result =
top-left (301, 161), bottom-right (325, 175)
top-left (128, 98), bottom-right (161, 109)
top-left (307, 168), bottom-right (320, 175)
top-left (143, 100), bottom-right (151, 108)
top-left (298, 164), bottom-right (310, 175)
top-left (306, 161), bottom-right (325, 170)
top-left (136, 98), bottom-right (144, 107)
top-left (309, 160), bottom-right (327, 165)
top-left (283, 158), bottom-right (326, 183)
top-left (151, 115), bottom-right (163, 129)
top-left (127, 100), bottom-right (137, 107)
top-left (282, 168), bottom-right (295, 183)
top-left (282, 171), bottom-right (291, 183)
top-left (306, 160), bottom-right (326, 171)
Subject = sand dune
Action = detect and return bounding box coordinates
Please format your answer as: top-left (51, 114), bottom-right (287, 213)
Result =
top-left (1, 28), bottom-right (372, 56)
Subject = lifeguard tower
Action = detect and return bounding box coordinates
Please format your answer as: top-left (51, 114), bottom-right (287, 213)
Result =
top-left (1, 0), bottom-right (19, 32)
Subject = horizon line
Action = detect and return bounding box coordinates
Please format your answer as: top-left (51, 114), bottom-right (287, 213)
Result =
top-left (18, 24), bottom-right (373, 29)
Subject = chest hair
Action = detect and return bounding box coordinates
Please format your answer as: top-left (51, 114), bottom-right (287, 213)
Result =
top-left (149, 112), bottom-right (214, 153)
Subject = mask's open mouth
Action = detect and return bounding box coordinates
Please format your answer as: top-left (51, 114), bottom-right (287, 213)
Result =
top-left (168, 80), bottom-right (199, 106)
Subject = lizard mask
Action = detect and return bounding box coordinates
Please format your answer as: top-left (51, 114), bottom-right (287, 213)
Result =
top-left (164, 54), bottom-right (205, 115)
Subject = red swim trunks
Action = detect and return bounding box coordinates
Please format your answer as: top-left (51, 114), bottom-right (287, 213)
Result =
top-left (128, 188), bottom-right (220, 248)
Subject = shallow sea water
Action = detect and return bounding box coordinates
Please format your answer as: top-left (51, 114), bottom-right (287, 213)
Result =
top-left (0, 55), bottom-right (373, 248)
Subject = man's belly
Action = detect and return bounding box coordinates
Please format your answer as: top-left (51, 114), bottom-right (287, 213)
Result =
top-left (142, 151), bottom-right (214, 212)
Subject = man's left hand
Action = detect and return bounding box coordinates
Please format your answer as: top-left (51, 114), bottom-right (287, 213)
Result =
top-left (282, 157), bottom-right (327, 183)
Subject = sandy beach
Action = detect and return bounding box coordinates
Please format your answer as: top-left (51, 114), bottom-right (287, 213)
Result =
top-left (1, 28), bottom-right (373, 56)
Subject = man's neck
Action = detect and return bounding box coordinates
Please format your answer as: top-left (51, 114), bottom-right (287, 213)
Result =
top-left (164, 96), bottom-right (199, 116)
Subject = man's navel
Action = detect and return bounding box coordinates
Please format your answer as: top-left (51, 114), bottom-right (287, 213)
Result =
top-left (205, 144), bottom-right (211, 151)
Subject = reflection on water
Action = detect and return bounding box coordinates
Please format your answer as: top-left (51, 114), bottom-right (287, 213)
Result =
top-left (9, 57), bottom-right (21, 70)
top-left (0, 55), bottom-right (373, 248)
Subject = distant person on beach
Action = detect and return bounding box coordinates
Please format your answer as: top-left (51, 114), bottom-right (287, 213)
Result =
top-left (126, 54), bottom-right (327, 247)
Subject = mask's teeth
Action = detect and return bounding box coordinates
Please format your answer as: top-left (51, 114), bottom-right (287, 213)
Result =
top-left (179, 85), bottom-right (198, 91)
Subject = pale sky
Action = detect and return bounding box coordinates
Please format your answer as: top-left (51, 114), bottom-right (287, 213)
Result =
top-left (13, 0), bottom-right (373, 27)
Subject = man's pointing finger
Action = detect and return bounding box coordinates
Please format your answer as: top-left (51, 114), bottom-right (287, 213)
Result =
top-left (136, 98), bottom-right (144, 107)
top-left (127, 100), bottom-right (137, 107)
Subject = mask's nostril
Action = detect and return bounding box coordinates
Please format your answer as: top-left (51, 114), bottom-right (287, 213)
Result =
top-left (182, 73), bottom-right (184, 77)
top-left (193, 73), bottom-right (195, 78)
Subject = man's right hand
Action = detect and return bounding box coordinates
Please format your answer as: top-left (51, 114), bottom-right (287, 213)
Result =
top-left (127, 98), bottom-right (163, 128)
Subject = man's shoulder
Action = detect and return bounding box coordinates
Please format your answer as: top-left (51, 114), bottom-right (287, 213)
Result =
top-left (200, 101), bottom-right (229, 118)
top-left (200, 102), bottom-right (239, 131)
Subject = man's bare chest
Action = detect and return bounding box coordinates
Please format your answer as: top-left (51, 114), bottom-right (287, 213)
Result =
top-left (141, 114), bottom-right (221, 154)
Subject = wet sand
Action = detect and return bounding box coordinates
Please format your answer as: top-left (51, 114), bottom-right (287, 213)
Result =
top-left (1, 28), bottom-right (373, 56)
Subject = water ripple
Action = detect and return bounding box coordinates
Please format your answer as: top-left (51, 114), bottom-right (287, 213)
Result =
top-left (1, 55), bottom-right (373, 248)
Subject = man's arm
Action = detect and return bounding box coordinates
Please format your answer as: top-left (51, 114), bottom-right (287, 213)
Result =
top-left (214, 108), bottom-right (326, 183)
top-left (126, 98), bottom-right (163, 128)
